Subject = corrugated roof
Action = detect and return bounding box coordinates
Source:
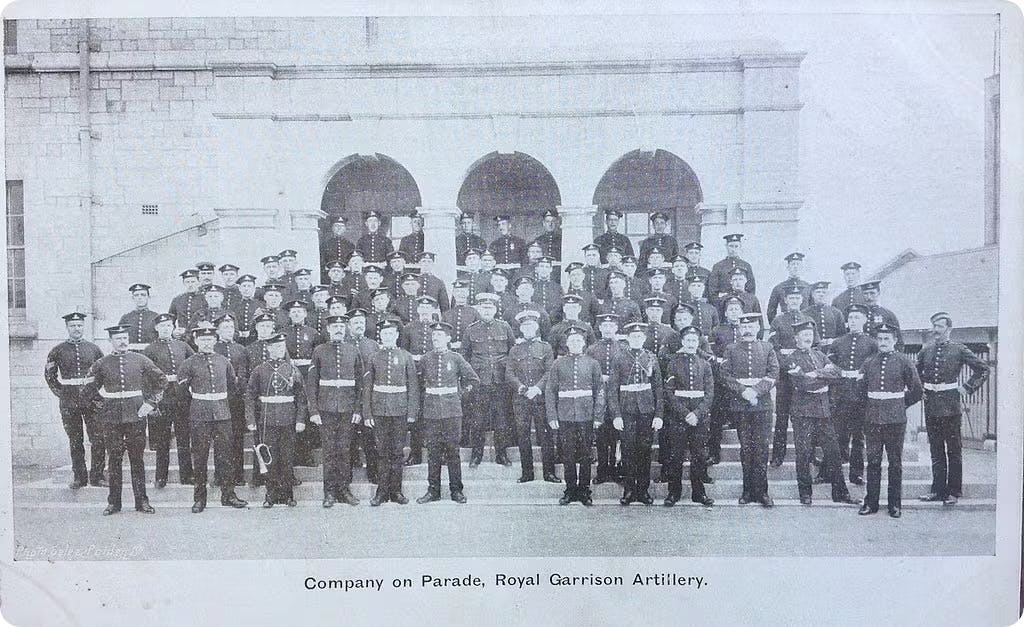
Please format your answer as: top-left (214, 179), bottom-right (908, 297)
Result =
top-left (870, 245), bottom-right (999, 330)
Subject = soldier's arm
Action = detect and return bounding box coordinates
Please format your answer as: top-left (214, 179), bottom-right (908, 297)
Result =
top-left (720, 348), bottom-right (745, 394)
top-left (244, 369), bottom-right (259, 429)
top-left (766, 288), bottom-right (780, 322)
top-left (176, 359), bottom-right (194, 397)
top-left (544, 360), bottom-right (560, 425)
top-left (459, 354), bottom-right (480, 391)
top-left (140, 355), bottom-right (169, 406)
top-left (605, 358), bottom-right (622, 418)
top-left (437, 284), bottom-right (450, 312)
top-left (504, 347), bottom-right (525, 392)
top-left (960, 344), bottom-right (991, 393)
top-left (81, 360), bottom-right (103, 406)
top-left (915, 344), bottom-right (926, 375)
top-left (904, 356), bottom-right (923, 408)
top-left (651, 357), bottom-right (664, 419)
top-left (536, 344), bottom-right (554, 390)
top-left (759, 347), bottom-right (780, 392)
top-left (592, 359), bottom-right (606, 419)
top-left (696, 359), bottom-right (715, 420)
top-left (43, 346), bottom-right (62, 397)
top-left (305, 355), bottom-right (320, 417)
top-left (292, 367), bottom-right (308, 426)
top-left (225, 361), bottom-right (237, 397)
top-left (405, 354), bottom-right (420, 421)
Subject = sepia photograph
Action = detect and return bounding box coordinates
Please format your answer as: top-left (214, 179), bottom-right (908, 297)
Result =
top-left (1, 1), bottom-right (1021, 625)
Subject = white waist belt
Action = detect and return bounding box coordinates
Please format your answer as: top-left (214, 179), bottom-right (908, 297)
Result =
top-left (99, 389), bottom-right (142, 399)
top-left (411, 355), bottom-right (423, 361)
top-left (779, 348), bottom-right (795, 355)
top-left (495, 263), bottom-right (521, 270)
top-left (426, 386), bottom-right (458, 395)
top-left (127, 343), bottom-right (148, 351)
top-left (373, 385), bottom-right (407, 393)
top-left (238, 331), bottom-right (251, 337)
top-left (164, 374), bottom-right (178, 382)
top-left (737, 378), bottom-right (762, 386)
top-left (806, 387), bottom-right (829, 394)
top-left (319, 379), bottom-right (356, 388)
top-left (673, 390), bottom-right (705, 398)
top-left (58, 376), bottom-right (94, 386)
top-left (191, 391), bottom-right (228, 401)
top-left (620, 383), bottom-right (652, 392)
top-left (924, 382), bottom-right (959, 392)
top-left (868, 391), bottom-right (905, 400)
top-left (451, 341), bottom-right (463, 349)
top-left (291, 359), bottom-right (312, 367)
top-left (558, 390), bottom-right (592, 399)
top-left (260, 395), bottom-right (294, 403)
top-left (840, 370), bottom-right (863, 379)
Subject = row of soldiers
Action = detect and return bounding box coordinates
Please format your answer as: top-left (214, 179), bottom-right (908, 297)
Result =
top-left (45, 217), bottom-right (989, 516)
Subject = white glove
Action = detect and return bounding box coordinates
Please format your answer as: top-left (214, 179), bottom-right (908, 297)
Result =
top-left (351, 413), bottom-right (362, 424)
top-left (741, 387), bottom-right (758, 405)
top-left (295, 422), bottom-right (306, 433)
top-left (601, 374), bottom-right (610, 383)
top-left (525, 386), bottom-right (542, 399)
top-left (805, 371), bottom-right (818, 379)
top-left (788, 366), bottom-right (801, 375)
top-left (309, 414), bottom-right (322, 426)
top-left (548, 420), bottom-right (559, 430)
top-left (652, 417), bottom-right (663, 431)
top-left (593, 420), bottom-right (602, 429)
top-left (613, 416), bottom-right (624, 431)
top-left (685, 412), bottom-right (698, 426)
top-left (407, 415), bottom-right (416, 423)
top-left (137, 402), bottom-right (155, 418)
top-left (246, 423), bottom-right (256, 432)
top-left (958, 384), bottom-right (968, 396)
top-left (364, 417), bottom-right (375, 429)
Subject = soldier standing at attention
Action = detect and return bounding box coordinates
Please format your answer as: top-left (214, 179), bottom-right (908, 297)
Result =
top-left (44, 312), bottom-right (107, 488)
top-left (506, 311), bottom-right (557, 483)
top-left (707, 233), bottom-right (756, 305)
top-left (768, 285), bottom-right (813, 467)
top-left (581, 244), bottom-right (610, 300)
top-left (399, 212), bottom-right (425, 260)
top-left (530, 256), bottom-right (563, 319)
top-left (83, 325), bottom-right (168, 515)
top-left (283, 300), bottom-right (319, 468)
top-left (546, 327), bottom-right (605, 506)
top-left (685, 274), bottom-right (719, 337)
top-left (401, 295), bottom-right (440, 466)
top-left (258, 284), bottom-right (290, 329)
top-left (187, 284), bottom-right (231, 333)
top-left (640, 296), bottom-right (678, 483)
top-left (858, 323), bottom-right (922, 518)
top-left (716, 267), bottom-right (761, 317)
top-left (803, 281), bottom-right (846, 347)
top-left (307, 315), bottom-right (364, 507)
top-left (455, 213), bottom-right (486, 268)
top-left (463, 293), bottom-right (516, 467)
top-left (682, 242), bottom-right (712, 297)
top-left (915, 312), bottom-right (990, 506)
top-left (766, 252), bottom-right (811, 322)
top-left (503, 276), bottom-right (553, 341)
top-left (587, 313), bottom-right (626, 484)
top-left (416, 321), bottom-right (478, 504)
top-left (119, 284), bottom-right (159, 351)
top-left (637, 211), bottom-right (677, 273)
top-left (243, 312), bottom-right (279, 487)
top-left (416, 253), bottom-right (450, 313)
top-left (245, 333), bottom-right (308, 508)
top-left (325, 260), bottom-right (351, 300)
top-left (598, 272), bottom-right (642, 324)
top-left (230, 274), bottom-right (264, 346)
top-left (594, 209), bottom-right (635, 263)
top-left (169, 269), bottom-right (205, 339)
top-left (322, 216), bottom-right (356, 271)
top-left (859, 280), bottom-right (902, 345)
top-left (345, 309), bottom-right (380, 484)
top-left (443, 279), bottom-right (480, 352)
top-left (531, 209), bottom-right (563, 281)
top-left (663, 326), bottom-right (716, 507)
top-left (550, 294), bottom-right (595, 356)
top-left (608, 321), bottom-right (664, 506)
top-left (358, 210), bottom-right (395, 270)
top-left (721, 312), bottom-right (779, 508)
top-left (143, 313), bottom-right (195, 487)
top-left (213, 314), bottom-right (248, 486)
top-left (831, 261), bottom-right (866, 313)
top-left (218, 264), bottom-right (242, 311)
top-left (827, 304), bottom-right (877, 485)
top-left (564, 262), bottom-right (599, 325)
top-left (707, 296), bottom-right (746, 465)
top-left (364, 320), bottom-right (420, 506)
top-left (489, 214), bottom-right (527, 270)
top-left (665, 255), bottom-right (692, 307)
top-left (177, 327), bottom-right (249, 512)
top-left (307, 285), bottom-right (333, 339)
top-left (341, 251), bottom-right (368, 300)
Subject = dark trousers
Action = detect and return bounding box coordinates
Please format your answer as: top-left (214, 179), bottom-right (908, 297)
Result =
top-left (771, 376), bottom-right (792, 462)
top-left (595, 417), bottom-right (619, 477)
top-left (350, 424), bottom-right (379, 480)
top-left (736, 411), bottom-right (770, 499)
top-left (61, 406), bottom-right (105, 482)
top-left (666, 419), bottom-right (709, 500)
top-left (374, 416), bottom-right (408, 498)
top-left (834, 399), bottom-right (866, 479)
top-left (425, 415), bottom-right (463, 494)
top-left (191, 419), bottom-right (235, 503)
top-left (468, 385), bottom-right (511, 458)
top-left (561, 421), bottom-right (594, 497)
top-left (263, 424), bottom-right (296, 503)
top-left (226, 396), bottom-right (246, 484)
top-left (322, 412), bottom-right (355, 497)
top-left (148, 404), bottom-right (192, 482)
top-left (656, 427), bottom-right (671, 468)
top-left (925, 413), bottom-right (962, 498)
top-left (513, 398), bottom-right (555, 477)
top-left (864, 422), bottom-right (906, 509)
top-left (408, 413), bottom-right (424, 460)
top-left (621, 412), bottom-right (655, 494)
top-left (792, 413), bottom-right (850, 500)
top-left (707, 384), bottom-right (731, 461)
top-left (104, 420), bottom-right (148, 508)
top-left (294, 366), bottom-right (319, 466)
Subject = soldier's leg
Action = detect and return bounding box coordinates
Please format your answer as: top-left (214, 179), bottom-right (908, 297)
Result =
top-left (923, 412), bottom-right (947, 498)
top-left (561, 423), bottom-right (579, 498)
top-left (817, 416), bottom-right (851, 501)
top-left (373, 421), bottom-right (392, 500)
top-left (656, 425), bottom-right (671, 481)
top-left (665, 418), bottom-right (685, 499)
top-left (61, 407), bottom-right (88, 484)
top-left (468, 388), bottom-right (487, 463)
top-left (736, 412), bottom-right (752, 498)
top-left (946, 414), bottom-right (963, 498)
top-left (886, 423), bottom-right (906, 510)
top-left (126, 421), bottom-right (149, 508)
top-left (321, 413), bottom-right (341, 499)
top-left (513, 400), bottom-right (535, 479)
top-left (752, 411), bottom-right (771, 499)
top-left (191, 421), bottom-right (213, 505)
top-left (771, 379), bottom-right (791, 465)
top-left (578, 422), bottom-right (595, 497)
top-left (833, 399), bottom-right (851, 463)
top-left (791, 414), bottom-right (814, 499)
top-left (492, 387), bottom-right (513, 463)
top-left (594, 415), bottom-right (613, 481)
top-left (82, 407), bottom-right (106, 484)
top-left (391, 418), bottom-right (409, 498)
top-left (688, 421), bottom-right (710, 502)
top-left (863, 424), bottom-right (884, 509)
top-left (104, 422), bottom-right (126, 509)
top-left (533, 400), bottom-right (556, 477)
top-left (337, 414), bottom-right (355, 495)
top-left (229, 398), bottom-right (245, 484)
top-left (635, 414), bottom-right (655, 497)
top-left (619, 413), bottom-right (638, 495)
top-left (707, 390), bottom-right (728, 464)
top-left (148, 416), bottom-right (171, 484)
top-left (849, 405), bottom-right (866, 482)
top-left (447, 415), bottom-right (464, 495)
top-left (425, 418), bottom-right (443, 497)
top-left (407, 415), bottom-right (423, 464)
top-left (212, 420), bottom-right (238, 501)
top-left (362, 424), bottom-right (379, 482)
top-left (172, 407), bottom-right (194, 483)
top-left (280, 425), bottom-right (297, 502)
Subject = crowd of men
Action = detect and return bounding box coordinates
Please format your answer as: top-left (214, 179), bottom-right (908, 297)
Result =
top-left (44, 209), bottom-right (990, 519)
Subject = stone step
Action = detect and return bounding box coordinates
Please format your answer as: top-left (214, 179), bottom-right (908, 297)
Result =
top-left (13, 480), bottom-right (997, 504)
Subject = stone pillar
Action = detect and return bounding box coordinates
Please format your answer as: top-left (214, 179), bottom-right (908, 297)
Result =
top-left (556, 205), bottom-right (598, 289)
top-left (289, 208), bottom-right (327, 275)
top-left (419, 206), bottom-right (461, 286)
top-left (213, 208), bottom-right (279, 276)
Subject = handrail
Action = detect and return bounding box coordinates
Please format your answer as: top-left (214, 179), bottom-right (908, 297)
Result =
top-left (91, 218), bottom-right (218, 265)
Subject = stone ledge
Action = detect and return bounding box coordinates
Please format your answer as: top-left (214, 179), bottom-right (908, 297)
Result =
top-left (738, 200), bottom-right (802, 224)
top-left (9, 318), bottom-right (39, 339)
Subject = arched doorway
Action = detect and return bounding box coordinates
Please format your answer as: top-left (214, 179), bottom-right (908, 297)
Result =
top-left (319, 154), bottom-right (422, 278)
top-left (592, 149), bottom-right (703, 252)
top-left (457, 151), bottom-right (561, 245)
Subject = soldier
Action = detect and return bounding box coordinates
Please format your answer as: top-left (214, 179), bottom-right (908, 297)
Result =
top-left (489, 214), bottom-right (527, 269)
top-left (530, 256), bottom-right (563, 319)
top-left (803, 281), bottom-right (846, 347)
top-left (463, 293), bottom-right (516, 467)
top-left (516, 241), bottom-right (544, 281)
top-left (594, 209), bottom-right (635, 263)
top-left (395, 272), bottom-right (426, 324)
top-left (531, 209), bottom-right (562, 280)
top-left (599, 271), bottom-right (642, 324)
top-left (858, 323), bottom-right (923, 518)
top-left (637, 211), bottom-right (677, 273)
top-left (401, 295), bottom-right (440, 466)
top-left (357, 267), bottom-right (387, 311)
top-left (83, 325), bottom-right (167, 515)
top-left (859, 281), bottom-right (902, 346)
top-left (143, 313), bottom-right (195, 487)
top-left (212, 314), bottom-right (248, 486)
top-left (416, 321), bottom-right (478, 504)
top-left (503, 276), bottom-right (553, 340)
top-left (564, 262), bottom-right (598, 325)
top-left (169, 269), bottom-right (205, 339)
top-left (707, 233), bottom-right (756, 304)
top-left (663, 326), bottom-right (716, 507)
top-left (277, 249), bottom-right (300, 293)
top-left (187, 284), bottom-right (231, 333)
top-left (282, 300), bottom-right (319, 467)
top-left (721, 312), bottom-right (779, 508)
top-left (325, 260), bottom-right (351, 299)
top-left (341, 250), bottom-right (368, 299)
top-left (665, 255), bottom-right (692, 307)
top-left (831, 261), bottom-right (866, 313)
top-left (641, 296), bottom-right (679, 482)
top-left (230, 274), bottom-right (264, 346)
top-left (307, 315), bottom-right (364, 507)
top-left (488, 268), bottom-right (517, 317)
top-left (364, 320), bottom-right (420, 506)
top-left (416, 253), bottom-right (450, 312)
top-left (443, 279), bottom-right (480, 351)
top-left (322, 215), bottom-right (356, 271)
top-left (581, 244), bottom-right (610, 300)
top-left (670, 303), bottom-right (714, 356)
top-left (399, 212), bottom-right (425, 260)
top-left (827, 304), bottom-right (877, 485)
top-left (345, 309), bottom-right (380, 483)
top-left (605, 246), bottom-right (625, 272)
top-left (707, 296), bottom-right (745, 465)
top-left (218, 264), bottom-right (242, 311)
top-left (259, 284), bottom-right (290, 329)
top-left (608, 321), bottom-right (664, 506)
top-left (358, 210), bottom-right (395, 269)
top-left (682, 242), bottom-right (712, 295)
top-left (640, 269), bottom-right (677, 324)
top-left (550, 294), bottom-right (596, 356)
top-left (684, 274), bottom-right (719, 337)
top-left (245, 333), bottom-right (308, 508)
top-left (176, 327), bottom-right (248, 512)
top-left (916, 311), bottom-right (990, 506)
top-left (463, 249), bottom-right (488, 298)
top-left (768, 284), bottom-right (813, 467)
top-left (784, 320), bottom-right (860, 507)
top-left (119, 284), bottom-right (159, 351)
top-left (196, 261), bottom-right (216, 289)
top-left (255, 255), bottom-right (285, 300)
top-left (546, 327), bottom-right (605, 506)
top-left (455, 213), bottom-right (486, 267)
top-left (506, 311), bottom-right (557, 483)
top-left (284, 268), bottom-right (315, 307)
top-left (243, 312), bottom-right (279, 487)
top-left (646, 247), bottom-right (668, 272)
top-left (766, 252), bottom-right (811, 322)
top-left (716, 267), bottom-right (761, 317)
top-left (587, 313), bottom-right (627, 484)
top-left (44, 312), bottom-right (107, 488)
top-left (307, 285), bottom-right (332, 339)
top-left (384, 251), bottom-right (410, 294)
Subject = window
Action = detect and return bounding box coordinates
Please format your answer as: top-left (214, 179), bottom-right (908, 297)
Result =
top-left (622, 211), bottom-right (671, 253)
top-left (7, 180), bottom-right (25, 313)
top-left (4, 20), bottom-right (16, 55)
top-left (141, 204), bottom-right (159, 215)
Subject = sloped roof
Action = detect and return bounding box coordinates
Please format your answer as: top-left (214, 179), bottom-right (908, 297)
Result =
top-left (869, 245), bottom-right (999, 330)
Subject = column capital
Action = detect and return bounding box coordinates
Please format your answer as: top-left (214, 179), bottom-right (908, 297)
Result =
top-left (417, 206), bottom-right (463, 219)
top-left (557, 204), bottom-right (598, 218)
top-left (695, 202), bottom-right (728, 227)
top-left (290, 207), bottom-right (327, 231)
top-left (213, 207), bottom-right (277, 230)
top-left (738, 200), bottom-right (802, 224)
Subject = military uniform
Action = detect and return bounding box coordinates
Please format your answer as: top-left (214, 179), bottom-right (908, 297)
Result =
top-left (398, 230), bottom-right (424, 259)
top-left (400, 318), bottom-right (435, 463)
top-left (419, 273), bottom-right (450, 313)
top-left (545, 350), bottom-right (605, 504)
top-left (419, 345), bottom-right (479, 499)
top-left (118, 308), bottom-right (158, 351)
top-left (230, 296), bottom-right (265, 345)
top-left (532, 230), bottom-right (562, 279)
top-left (594, 231), bottom-right (634, 264)
top-left (803, 302), bottom-right (846, 346)
top-left (637, 233), bottom-right (677, 272)
top-left (707, 321), bottom-right (742, 462)
top-left (357, 231), bottom-right (394, 266)
top-left (44, 337), bottom-right (106, 485)
top-left (663, 348), bottom-right (715, 504)
top-left (689, 299), bottom-right (719, 338)
top-left (506, 335), bottom-right (555, 481)
top-left (583, 265), bottom-right (610, 300)
top-left (832, 286), bottom-right (866, 313)
top-left (143, 337), bottom-right (195, 485)
top-left (214, 336), bottom-right (248, 484)
top-left (766, 277), bottom-right (811, 322)
top-left (503, 300), bottom-right (552, 340)
top-left (664, 274), bottom-right (692, 309)
top-left (363, 344), bottom-right (420, 503)
top-left (715, 289), bottom-right (760, 317)
top-left (456, 232), bottom-right (486, 266)
top-left (307, 339), bottom-right (364, 503)
top-left (565, 286), bottom-right (599, 325)
top-left (827, 330), bottom-right (878, 482)
top-left (463, 317), bottom-right (516, 464)
top-left (345, 332), bottom-right (380, 482)
top-left (550, 318), bottom-right (596, 356)
top-left (586, 334), bottom-right (627, 482)
top-left (865, 304), bottom-right (902, 345)
top-left (643, 321), bottom-right (679, 476)
top-left (531, 277), bottom-right (564, 319)
top-left (283, 321), bottom-right (320, 466)
top-left (597, 296), bottom-right (641, 324)
top-left (608, 344), bottom-right (664, 502)
top-left (169, 290), bottom-right (206, 333)
top-left (323, 235), bottom-right (356, 265)
top-left (243, 337), bottom-right (275, 485)
top-left (708, 257), bottom-right (756, 304)
top-left (442, 304), bottom-right (480, 352)
top-left (245, 355), bottom-right (308, 505)
top-left (489, 234), bottom-right (527, 268)
top-left (768, 309), bottom-right (813, 465)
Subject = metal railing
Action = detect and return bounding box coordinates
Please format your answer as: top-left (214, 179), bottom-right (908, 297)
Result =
top-left (901, 344), bottom-right (996, 441)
